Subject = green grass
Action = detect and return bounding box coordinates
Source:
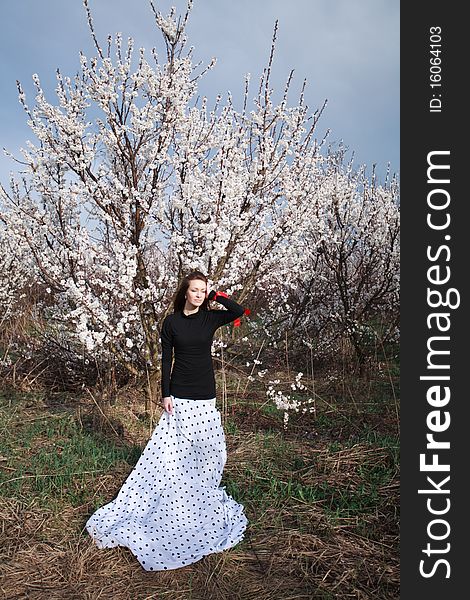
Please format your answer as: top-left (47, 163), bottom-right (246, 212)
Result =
top-left (226, 465), bottom-right (393, 522)
top-left (1, 384), bottom-right (398, 539)
top-left (259, 401), bottom-right (284, 419)
top-left (220, 426), bottom-right (398, 535)
top-left (0, 377), bottom-right (399, 598)
top-left (0, 402), bottom-right (142, 508)
top-left (223, 416), bottom-right (239, 434)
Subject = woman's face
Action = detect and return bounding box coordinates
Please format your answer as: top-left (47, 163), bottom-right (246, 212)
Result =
top-left (186, 279), bottom-right (207, 307)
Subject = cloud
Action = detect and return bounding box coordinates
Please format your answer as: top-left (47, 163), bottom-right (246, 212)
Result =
top-left (0, 0), bottom-right (399, 182)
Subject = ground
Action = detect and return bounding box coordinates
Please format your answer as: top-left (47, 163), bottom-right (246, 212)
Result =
top-left (0, 369), bottom-right (399, 599)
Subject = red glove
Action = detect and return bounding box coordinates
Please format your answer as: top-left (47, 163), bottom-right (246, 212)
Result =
top-left (234, 308), bottom-right (251, 327)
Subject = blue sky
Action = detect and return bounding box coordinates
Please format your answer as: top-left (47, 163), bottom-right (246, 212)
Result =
top-left (0, 0), bottom-right (399, 185)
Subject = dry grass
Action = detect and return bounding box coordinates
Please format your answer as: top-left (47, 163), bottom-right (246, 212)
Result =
top-left (0, 368), bottom-right (399, 600)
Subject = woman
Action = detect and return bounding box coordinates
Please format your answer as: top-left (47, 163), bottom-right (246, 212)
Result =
top-left (85, 271), bottom-right (248, 571)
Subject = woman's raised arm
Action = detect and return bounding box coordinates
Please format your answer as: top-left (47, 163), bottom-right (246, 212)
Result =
top-left (208, 290), bottom-right (245, 327)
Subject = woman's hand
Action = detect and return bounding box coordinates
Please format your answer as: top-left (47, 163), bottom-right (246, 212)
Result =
top-left (162, 396), bottom-right (174, 415)
top-left (207, 290), bottom-right (225, 301)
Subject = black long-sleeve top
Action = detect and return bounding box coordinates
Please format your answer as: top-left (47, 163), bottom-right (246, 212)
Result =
top-left (160, 293), bottom-right (245, 400)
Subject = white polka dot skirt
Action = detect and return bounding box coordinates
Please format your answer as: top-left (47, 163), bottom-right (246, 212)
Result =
top-left (85, 396), bottom-right (248, 571)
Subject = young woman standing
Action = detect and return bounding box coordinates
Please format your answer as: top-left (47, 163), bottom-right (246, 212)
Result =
top-left (86, 271), bottom-right (248, 571)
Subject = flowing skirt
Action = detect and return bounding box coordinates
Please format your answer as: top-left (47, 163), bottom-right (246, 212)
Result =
top-left (85, 396), bottom-right (248, 571)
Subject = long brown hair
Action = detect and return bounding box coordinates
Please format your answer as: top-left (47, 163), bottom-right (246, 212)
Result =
top-left (173, 271), bottom-right (211, 313)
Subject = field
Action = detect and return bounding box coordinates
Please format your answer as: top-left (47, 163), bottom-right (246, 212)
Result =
top-left (0, 362), bottom-right (399, 600)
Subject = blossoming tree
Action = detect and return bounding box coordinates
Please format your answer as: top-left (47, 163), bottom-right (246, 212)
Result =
top-left (0, 0), bottom-right (399, 398)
